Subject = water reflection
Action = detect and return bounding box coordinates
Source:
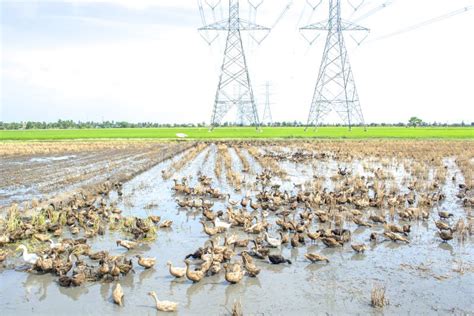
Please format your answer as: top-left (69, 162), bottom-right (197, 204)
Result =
top-left (100, 281), bottom-right (112, 301)
top-left (438, 242), bottom-right (454, 255)
top-left (351, 253), bottom-right (366, 261)
top-left (138, 268), bottom-right (155, 285)
top-left (224, 282), bottom-right (245, 306)
top-left (24, 273), bottom-right (53, 301)
top-left (58, 283), bottom-right (89, 300)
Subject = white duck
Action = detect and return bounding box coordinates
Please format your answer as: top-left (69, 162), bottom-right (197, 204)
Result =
top-left (47, 239), bottom-right (62, 250)
top-left (227, 194), bottom-right (239, 206)
top-left (214, 217), bottom-right (232, 230)
top-left (264, 232), bottom-right (282, 248)
top-left (17, 245), bottom-right (39, 265)
top-left (148, 291), bottom-right (178, 312)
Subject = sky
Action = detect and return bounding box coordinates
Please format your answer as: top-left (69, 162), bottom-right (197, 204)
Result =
top-left (1, 0), bottom-right (473, 124)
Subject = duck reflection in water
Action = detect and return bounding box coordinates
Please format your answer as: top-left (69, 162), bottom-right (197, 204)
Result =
top-left (24, 273), bottom-right (53, 301)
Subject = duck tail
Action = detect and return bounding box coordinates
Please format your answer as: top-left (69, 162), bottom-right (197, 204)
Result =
top-left (286, 259), bottom-right (292, 264)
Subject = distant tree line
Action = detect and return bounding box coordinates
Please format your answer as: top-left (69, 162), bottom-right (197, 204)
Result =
top-left (0, 119), bottom-right (472, 130)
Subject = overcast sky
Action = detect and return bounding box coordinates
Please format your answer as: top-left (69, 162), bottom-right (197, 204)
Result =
top-left (1, 0), bottom-right (473, 124)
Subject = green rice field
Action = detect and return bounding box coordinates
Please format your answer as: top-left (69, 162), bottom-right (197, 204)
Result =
top-left (0, 127), bottom-right (472, 140)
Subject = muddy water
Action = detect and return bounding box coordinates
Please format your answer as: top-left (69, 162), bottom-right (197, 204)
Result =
top-left (1, 150), bottom-right (473, 315)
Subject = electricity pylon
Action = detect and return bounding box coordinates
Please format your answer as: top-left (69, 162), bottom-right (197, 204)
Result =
top-left (262, 81), bottom-right (273, 125)
top-left (301, 0), bottom-right (368, 131)
top-left (199, 0), bottom-right (270, 130)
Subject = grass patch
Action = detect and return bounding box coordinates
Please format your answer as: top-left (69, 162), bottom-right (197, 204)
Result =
top-left (0, 127), bottom-right (473, 140)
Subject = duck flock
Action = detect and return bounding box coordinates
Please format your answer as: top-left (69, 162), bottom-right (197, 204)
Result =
top-left (0, 140), bottom-right (473, 313)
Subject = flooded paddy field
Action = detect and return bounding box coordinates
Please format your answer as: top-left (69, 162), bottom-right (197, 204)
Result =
top-left (1, 140), bottom-right (473, 315)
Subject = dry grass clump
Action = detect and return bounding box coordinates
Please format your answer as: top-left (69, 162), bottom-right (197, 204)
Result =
top-left (247, 146), bottom-right (287, 179)
top-left (201, 146), bottom-right (212, 167)
top-left (0, 141), bottom-right (167, 157)
top-left (456, 156), bottom-right (474, 189)
top-left (163, 143), bottom-right (207, 179)
top-left (232, 145), bottom-right (251, 173)
top-left (215, 145), bottom-right (224, 180)
top-left (218, 145), bottom-right (243, 189)
top-left (371, 284), bottom-right (388, 308)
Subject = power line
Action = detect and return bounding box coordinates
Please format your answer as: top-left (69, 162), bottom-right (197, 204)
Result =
top-left (368, 6), bottom-right (472, 43)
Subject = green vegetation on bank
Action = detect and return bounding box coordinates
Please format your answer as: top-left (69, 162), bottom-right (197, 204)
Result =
top-left (0, 127), bottom-right (473, 140)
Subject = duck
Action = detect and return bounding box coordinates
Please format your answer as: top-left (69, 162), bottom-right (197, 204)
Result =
top-left (200, 221), bottom-right (221, 236)
top-left (166, 261), bottom-right (186, 278)
top-left (0, 235), bottom-right (10, 246)
top-left (33, 233), bottom-right (50, 242)
top-left (268, 254), bottom-right (292, 265)
top-left (228, 196), bottom-right (239, 206)
top-left (264, 232), bottom-right (281, 248)
top-left (16, 245), bottom-right (39, 265)
top-left (214, 217), bottom-right (232, 230)
top-left (53, 254), bottom-right (74, 276)
top-left (209, 261), bottom-right (222, 275)
top-left (148, 215), bottom-right (161, 224)
top-left (351, 243), bottom-right (367, 253)
top-left (110, 263), bottom-right (121, 278)
top-left (89, 250), bottom-right (109, 261)
top-left (249, 199), bottom-right (261, 211)
top-left (71, 268), bottom-right (86, 286)
top-left (35, 256), bottom-right (53, 272)
top-left (136, 255), bottom-right (156, 269)
top-left (386, 223), bottom-right (404, 234)
top-left (234, 239), bottom-right (250, 248)
top-left (113, 283), bottom-right (124, 306)
top-left (58, 275), bottom-right (73, 287)
top-left (353, 217), bottom-right (373, 227)
top-left (279, 232), bottom-right (290, 244)
top-left (322, 237), bottom-right (342, 248)
top-left (97, 259), bottom-right (110, 276)
top-left (249, 240), bottom-right (270, 258)
top-left (307, 230), bottom-right (321, 243)
top-left (435, 221), bottom-right (451, 231)
top-left (370, 232), bottom-right (378, 242)
top-left (224, 263), bottom-right (245, 284)
top-left (160, 220), bottom-right (173, 228)
top-left (304, 253), bottom-right (329, 263)
top-left (184, 259), bottom-right (205, 283)
top-left (203, 208), bottom-right (217, 221)
top-left (241, 251), bottom-right (261, 277)
top-left (438, 210), bottom-right (453, 219)
top-left (148, 291), bottom-right (178, 312)
top-left (439, 230), bottom-right (453, 242)
top-left (116, 257), bottom-right (134, 275)
top-left (369, 214), bottom-right (386, 224)
top-left (176, 199), bottom-right (188, 208)
top-left (241, 197), bottom-right (250, 208)
top-left (116, 240), bottom-right (138, 250)
top-left (383, 231), bottom-right (409, 243)
top-left (291, 233), bottom-right (302, 248)
top-left (185, 247), bottom-right (205, 260)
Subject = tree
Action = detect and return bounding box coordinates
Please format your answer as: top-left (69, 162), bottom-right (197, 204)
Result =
top-left (408, 116), bottom-right (423, 127)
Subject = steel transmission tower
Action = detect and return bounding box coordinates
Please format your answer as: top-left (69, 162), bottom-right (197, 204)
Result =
top-left (262, 81), bottom-right (273, 125)
top-left (301, 0), bottom-right (368, 131)
top-left (199, 0), bottom-right (270, 130)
